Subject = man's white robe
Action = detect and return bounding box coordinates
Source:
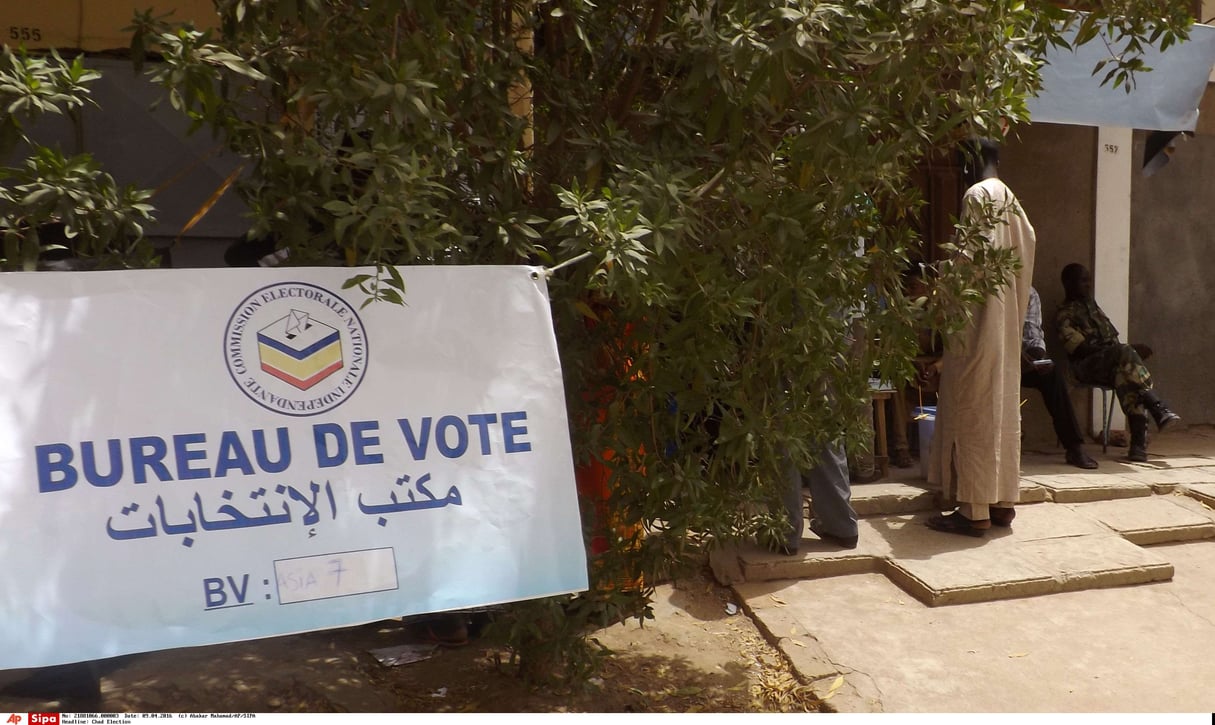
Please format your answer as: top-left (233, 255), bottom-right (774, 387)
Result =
top-left (928, 177), bottom-right (1036, 509)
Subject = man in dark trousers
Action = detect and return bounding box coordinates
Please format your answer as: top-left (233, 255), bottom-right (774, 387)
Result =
top-left (779, 441), bottom-right (859, 554)
top-left (1022, 286), bottom-right (1097, 469)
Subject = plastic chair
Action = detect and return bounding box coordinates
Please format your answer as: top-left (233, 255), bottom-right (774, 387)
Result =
top-left (1088, 385), bottom-right (1117, 453)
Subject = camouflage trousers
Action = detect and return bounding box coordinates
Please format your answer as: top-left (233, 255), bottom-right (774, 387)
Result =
top-left (1070, 344), bottom-right (1153, 417)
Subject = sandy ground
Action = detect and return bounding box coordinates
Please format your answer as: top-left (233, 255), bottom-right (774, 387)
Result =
top-left (0, 569), bottom-right (824, 713)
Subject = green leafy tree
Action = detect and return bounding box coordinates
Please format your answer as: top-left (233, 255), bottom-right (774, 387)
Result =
top-left (0, 49), bottom-right (156, 271)
top-left (130, 0), bottom-right (1192, 680)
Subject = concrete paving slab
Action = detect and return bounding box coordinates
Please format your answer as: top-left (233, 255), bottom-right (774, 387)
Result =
top-left (738, 586), bottom-right (845, 684)
top-left (1119, 467), bottom-right (1215, 489)
top-left (1022, 472), bottom-right (1151, 502)
top-left (1019, 456), bottom-right (1120, 476)
top-left (1085, 459), bottom-right (1144, 474)
top-left (887, 545), bottom-right (1059, 606)
top-left (736, 540), bottom-right (1215, 711)
top-left (851, 478), bottom-right (1047, 511)
top-left (889, 531), bottom-right (1171, 606)
top-left (850, 466), bottom-right (1049, 505)
top-left (728, 504), bottom-right (1172, 607)
top-left (721, 516), bottom-right (923, 587)
top-left (980, 500), bottom-right (1108, 539)
top-left (732, 540), bottom-right (878, 584)
top-left (728, 430), bottom-right (1215, 711)
top-left (1012, 534), bottom-right (1173, 589)
top-left (1069, 495), bottom-right (1215, 545)
top-left (1128, 455), bottom-right (1215, 469)
top-left (741, 504), bottom-right (1103, 585)
top-left (1126, 429), bottom-right (1215, 458)
top-left (849, 482), bottom-right (936, 516)
top-left (1017, 480), bottom-right (1048, 503)
top-left (1180, 482), bottom-right (1215, 508)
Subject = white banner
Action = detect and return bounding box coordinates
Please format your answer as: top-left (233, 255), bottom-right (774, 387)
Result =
top-left (0, 266), bottom-right (587, 669)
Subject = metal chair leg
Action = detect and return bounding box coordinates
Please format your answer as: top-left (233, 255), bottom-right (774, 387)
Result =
top-left (1101, 388), bottom-right (1115, 454)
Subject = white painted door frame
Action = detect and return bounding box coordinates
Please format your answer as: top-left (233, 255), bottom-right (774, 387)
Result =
top-left (1091, 127), bottom-right (1132, 434)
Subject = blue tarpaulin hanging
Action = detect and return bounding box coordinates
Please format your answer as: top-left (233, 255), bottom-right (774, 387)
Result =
top-left (1028, 22), bottom-right (1215, 131)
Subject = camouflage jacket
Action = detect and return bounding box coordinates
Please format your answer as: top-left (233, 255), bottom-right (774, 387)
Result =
top-left (1055, 298), bottom-right (1119, 359)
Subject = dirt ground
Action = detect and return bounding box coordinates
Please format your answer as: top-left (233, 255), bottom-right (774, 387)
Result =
top-left (0, 568), bottom-right (825, 713)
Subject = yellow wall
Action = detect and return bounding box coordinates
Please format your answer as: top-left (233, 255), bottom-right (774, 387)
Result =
top-left (2, 1), bottom-right (217, 52)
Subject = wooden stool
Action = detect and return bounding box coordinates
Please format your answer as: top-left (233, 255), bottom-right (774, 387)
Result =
top-left (869, 384), bottom-right (896, 479)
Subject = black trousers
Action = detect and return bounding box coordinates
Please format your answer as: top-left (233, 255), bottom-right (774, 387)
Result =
top-left (1021, 364), bottom-right (1084, 449)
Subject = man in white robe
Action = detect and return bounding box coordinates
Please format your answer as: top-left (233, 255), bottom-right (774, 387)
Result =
top-left (926, 138), bottom-right (1035, 536)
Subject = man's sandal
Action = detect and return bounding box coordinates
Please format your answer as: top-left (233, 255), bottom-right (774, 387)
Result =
top-left (925, 511), bottom-right (990, 537)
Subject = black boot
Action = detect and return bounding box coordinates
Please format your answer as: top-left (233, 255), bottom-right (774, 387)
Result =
top-left (1141, 390), bottom-right (1180, 432)
top-left (1128, 414), bottom-right (1148, 462)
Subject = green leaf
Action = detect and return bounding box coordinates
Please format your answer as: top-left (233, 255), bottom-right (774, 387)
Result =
top-left (379, 287), bottom-right (404, 305)
top-left (384, 263), bottom-right (405, 292)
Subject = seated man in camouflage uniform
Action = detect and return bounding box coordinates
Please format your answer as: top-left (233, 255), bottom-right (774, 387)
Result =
top-left (1056, 263), bottom-right (1180, 462)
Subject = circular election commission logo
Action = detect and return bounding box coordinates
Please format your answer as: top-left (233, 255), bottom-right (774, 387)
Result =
top-left (224, 282), bottom-right (369, 416)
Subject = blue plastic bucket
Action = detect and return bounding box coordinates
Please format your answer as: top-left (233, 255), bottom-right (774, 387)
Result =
top-left (913, 406), bottom-right (936, 479)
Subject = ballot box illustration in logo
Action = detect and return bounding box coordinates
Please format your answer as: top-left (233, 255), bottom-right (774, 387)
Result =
top-left (224, 282), bottom-right (369, 416)
top-left (258, 309), bottom-right (344, 390)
